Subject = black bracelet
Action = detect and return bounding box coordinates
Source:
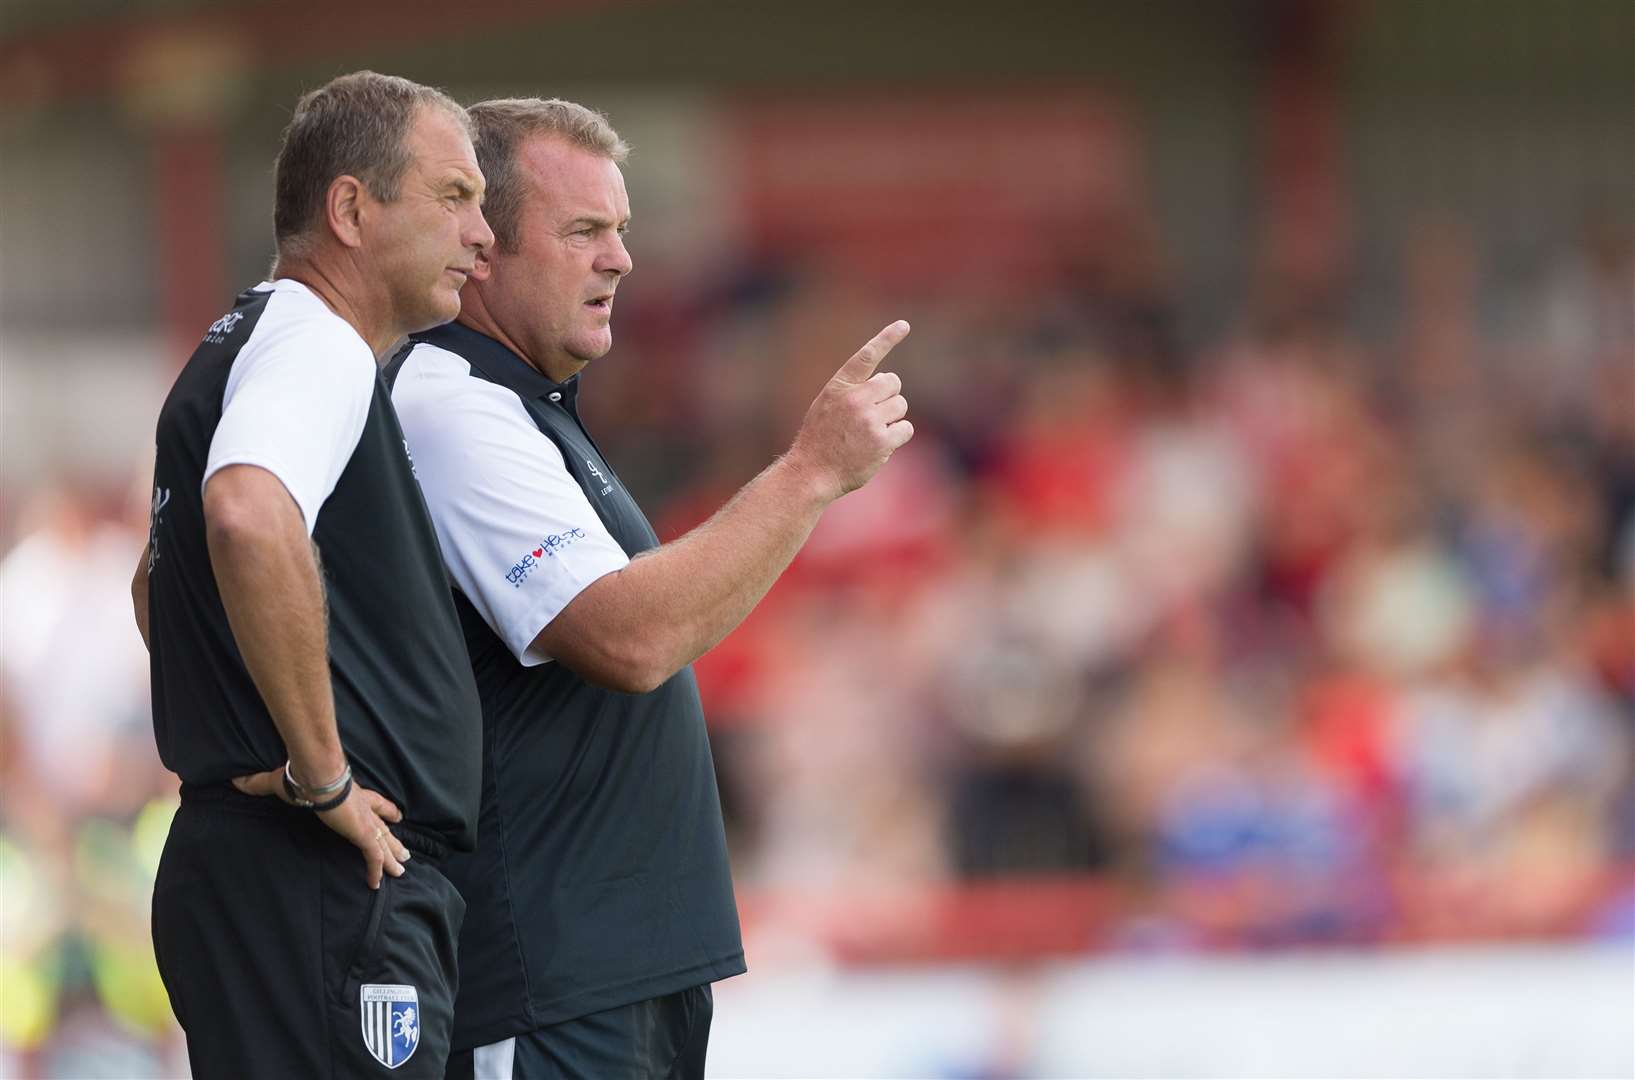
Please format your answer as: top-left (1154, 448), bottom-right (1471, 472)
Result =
top-left (310, 776), bottom-right (353, 813)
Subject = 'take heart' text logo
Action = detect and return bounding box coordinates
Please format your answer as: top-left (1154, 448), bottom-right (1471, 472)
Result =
top-left (505, 528), bottom-right (589, 588)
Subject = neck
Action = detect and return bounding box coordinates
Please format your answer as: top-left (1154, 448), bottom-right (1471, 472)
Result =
top-left (273, 252), bottom-right (396, 358)
top-left (456, 284), bottom-right (584, 384)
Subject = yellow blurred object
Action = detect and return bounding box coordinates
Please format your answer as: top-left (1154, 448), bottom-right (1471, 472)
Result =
top-left (0, 835), bottom-right (62, 955)
top-left (91, 937), bottom-right (175, 1036)
top-left (133, 796), bottom-right (180, 880)
top-left (0, 953), bottom-right (57, 1051)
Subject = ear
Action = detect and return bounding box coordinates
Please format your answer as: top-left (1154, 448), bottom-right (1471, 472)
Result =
top-left (325, 175), bottom-right (367, 250)
top-left (470, 245), bottom-right (494, 282)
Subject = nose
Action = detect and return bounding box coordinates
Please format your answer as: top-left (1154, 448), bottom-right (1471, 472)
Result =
top-left (464, 204), bottom-right (495, 256)
top-left (597, 231), bottom-right (632, 278)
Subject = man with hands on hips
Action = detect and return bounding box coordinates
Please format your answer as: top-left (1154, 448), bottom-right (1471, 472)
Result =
top-left (387, 97), bottom-right (913, 1079)
top-left (133, 71), bottom-right (492, 1078)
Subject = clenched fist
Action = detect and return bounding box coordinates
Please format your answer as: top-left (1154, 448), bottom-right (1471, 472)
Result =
top-left (786, 320), bottom-right (914, 502)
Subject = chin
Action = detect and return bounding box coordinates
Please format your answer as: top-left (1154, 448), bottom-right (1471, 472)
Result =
top-left (573, 331), bottom-right (614, 360)
top-left (410, 293), bottom-right (462, 334)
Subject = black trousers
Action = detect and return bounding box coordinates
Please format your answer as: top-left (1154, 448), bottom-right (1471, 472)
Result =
top-left (444, 985), bottom-right (714, 1080)
top-left (153, 786), bottom-right (465, 1078)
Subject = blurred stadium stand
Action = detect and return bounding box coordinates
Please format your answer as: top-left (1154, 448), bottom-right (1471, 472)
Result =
top-left (1, 1), bottom-right (1631, 1076)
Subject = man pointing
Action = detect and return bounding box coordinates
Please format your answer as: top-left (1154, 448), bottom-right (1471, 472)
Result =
top-left (387, 97), bottom-right (912, 1079)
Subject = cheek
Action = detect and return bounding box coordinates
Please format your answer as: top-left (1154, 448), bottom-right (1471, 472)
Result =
top-left (533, 260), bottom-right (573, 306)
top-left (385, 222), bottom-right (428, 270)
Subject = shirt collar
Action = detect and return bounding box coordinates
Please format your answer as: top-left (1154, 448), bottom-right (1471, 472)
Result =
top-left (413, 321), bottom-right (581, 409)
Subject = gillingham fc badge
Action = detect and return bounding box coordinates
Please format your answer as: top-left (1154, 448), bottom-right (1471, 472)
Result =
top-left (360, 983), bottom-right (420, 1069)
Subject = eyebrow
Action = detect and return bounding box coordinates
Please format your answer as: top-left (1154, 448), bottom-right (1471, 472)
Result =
top-left (564, 214), bottom-right (631, 230)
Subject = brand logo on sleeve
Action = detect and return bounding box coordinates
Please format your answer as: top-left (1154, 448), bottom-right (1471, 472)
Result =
top-left (503, 528), bottom-right (588, 588)
top-left (202, 311), bottom-right (243, 344)
top-left (146, 485), bottom-right (171, 572)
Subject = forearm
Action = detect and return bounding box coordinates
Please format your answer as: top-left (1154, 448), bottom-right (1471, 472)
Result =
top-left (205, 469), bottom-right (344, 782)
top-left (132, 545), bottom-right (151, 652)
top-left (549, 454), bottom-right (831, 691)
top-left (539, 319), bottom-right (913, 693)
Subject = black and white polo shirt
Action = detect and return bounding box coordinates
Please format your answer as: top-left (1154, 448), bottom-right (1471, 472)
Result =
top-left (147, 279), bottom-right (482, 850)
top-left (389, 322), bottom-right (744, 1049)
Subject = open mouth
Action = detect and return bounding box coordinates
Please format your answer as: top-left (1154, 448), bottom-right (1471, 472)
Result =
top-left (585, 295), bottom-right (613, 312)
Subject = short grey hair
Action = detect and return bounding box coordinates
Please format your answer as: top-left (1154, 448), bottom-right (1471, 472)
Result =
top-left (466, 97), bottom-right (629, 253)
top-left (273, 70), bottom-right (470, 250)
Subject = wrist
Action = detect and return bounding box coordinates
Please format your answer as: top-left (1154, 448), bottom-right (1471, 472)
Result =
top-left (287, 752), bottom-right (346, 789)
top-left (308, 775), bottom-right (353, 813)
top-left (776, 448), bottom-right (840, 506)
top-left (283, 759), bottom-right (352, 808)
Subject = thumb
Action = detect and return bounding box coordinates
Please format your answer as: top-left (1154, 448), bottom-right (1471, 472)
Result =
top-left (232, 769), bottom-right (277, 797)
top-left (833, 320), bottom-right (910, 385)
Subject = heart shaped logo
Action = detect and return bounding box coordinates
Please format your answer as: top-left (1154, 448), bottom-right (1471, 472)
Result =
top-left (532, 548), bottom-right (543, 558)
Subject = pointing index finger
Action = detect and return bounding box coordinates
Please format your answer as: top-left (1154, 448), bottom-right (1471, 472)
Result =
top-left (835, 320), bottom-right (910, 384)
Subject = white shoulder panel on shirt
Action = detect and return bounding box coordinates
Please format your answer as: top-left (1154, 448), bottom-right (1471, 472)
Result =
top-left (393, 340), bottom-right (631, 666)
top-left (203, 279), bottom-right (377, 535)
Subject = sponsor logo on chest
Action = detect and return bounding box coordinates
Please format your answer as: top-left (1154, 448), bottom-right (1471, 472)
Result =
top-left (586, 458), bottom-right (613, 497)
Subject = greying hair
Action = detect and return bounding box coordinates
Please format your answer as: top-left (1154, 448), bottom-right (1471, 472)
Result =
top-left (273, 70), bottom-right (470, 250)
top-left (466, 97), bottom-right (629, 253)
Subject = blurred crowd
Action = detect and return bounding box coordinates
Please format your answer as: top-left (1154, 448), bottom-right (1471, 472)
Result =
top-left (2, 201), bottom-right (1632, 1071)
top-left (616, 210), bottom-right (1635, 957)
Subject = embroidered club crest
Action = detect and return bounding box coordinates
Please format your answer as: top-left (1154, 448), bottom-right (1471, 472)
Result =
top-left (360, 984), bottom-right (420, 1069)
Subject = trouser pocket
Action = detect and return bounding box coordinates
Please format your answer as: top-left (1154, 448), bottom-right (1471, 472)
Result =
top-left (325, 857), bottom-right (465, 1076)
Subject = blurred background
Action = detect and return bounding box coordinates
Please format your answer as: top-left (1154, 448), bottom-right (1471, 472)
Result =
top-left (1, 1), bottom-right (1632, 1076)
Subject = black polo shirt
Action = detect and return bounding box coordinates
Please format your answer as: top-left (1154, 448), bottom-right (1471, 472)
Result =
top-left (388, 323), bottom-right (744, 1049)
top-left (147, 280), bottom-right (482, 850)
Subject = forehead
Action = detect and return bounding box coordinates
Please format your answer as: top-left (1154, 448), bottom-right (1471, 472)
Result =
top-left (514, 134), bottom-right (628, 217)
top-left (405, 106), bottom-right (481, 180)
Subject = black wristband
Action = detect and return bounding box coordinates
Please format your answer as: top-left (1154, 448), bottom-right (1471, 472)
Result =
top-left (310, 775), bottom-right (352, 813)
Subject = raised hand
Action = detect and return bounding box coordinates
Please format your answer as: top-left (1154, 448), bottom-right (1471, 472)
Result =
top-left (787, 320), bottom-right (915, 501)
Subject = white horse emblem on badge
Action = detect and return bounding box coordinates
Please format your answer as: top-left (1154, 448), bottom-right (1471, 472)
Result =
top-left (361, 984), bottom-right (419, 1069)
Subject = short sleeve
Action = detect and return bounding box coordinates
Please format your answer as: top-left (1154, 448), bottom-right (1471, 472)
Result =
top-left (392, 344), bottom-right (630, 666)
top-left (203, 290), bottom-right (375, 534)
